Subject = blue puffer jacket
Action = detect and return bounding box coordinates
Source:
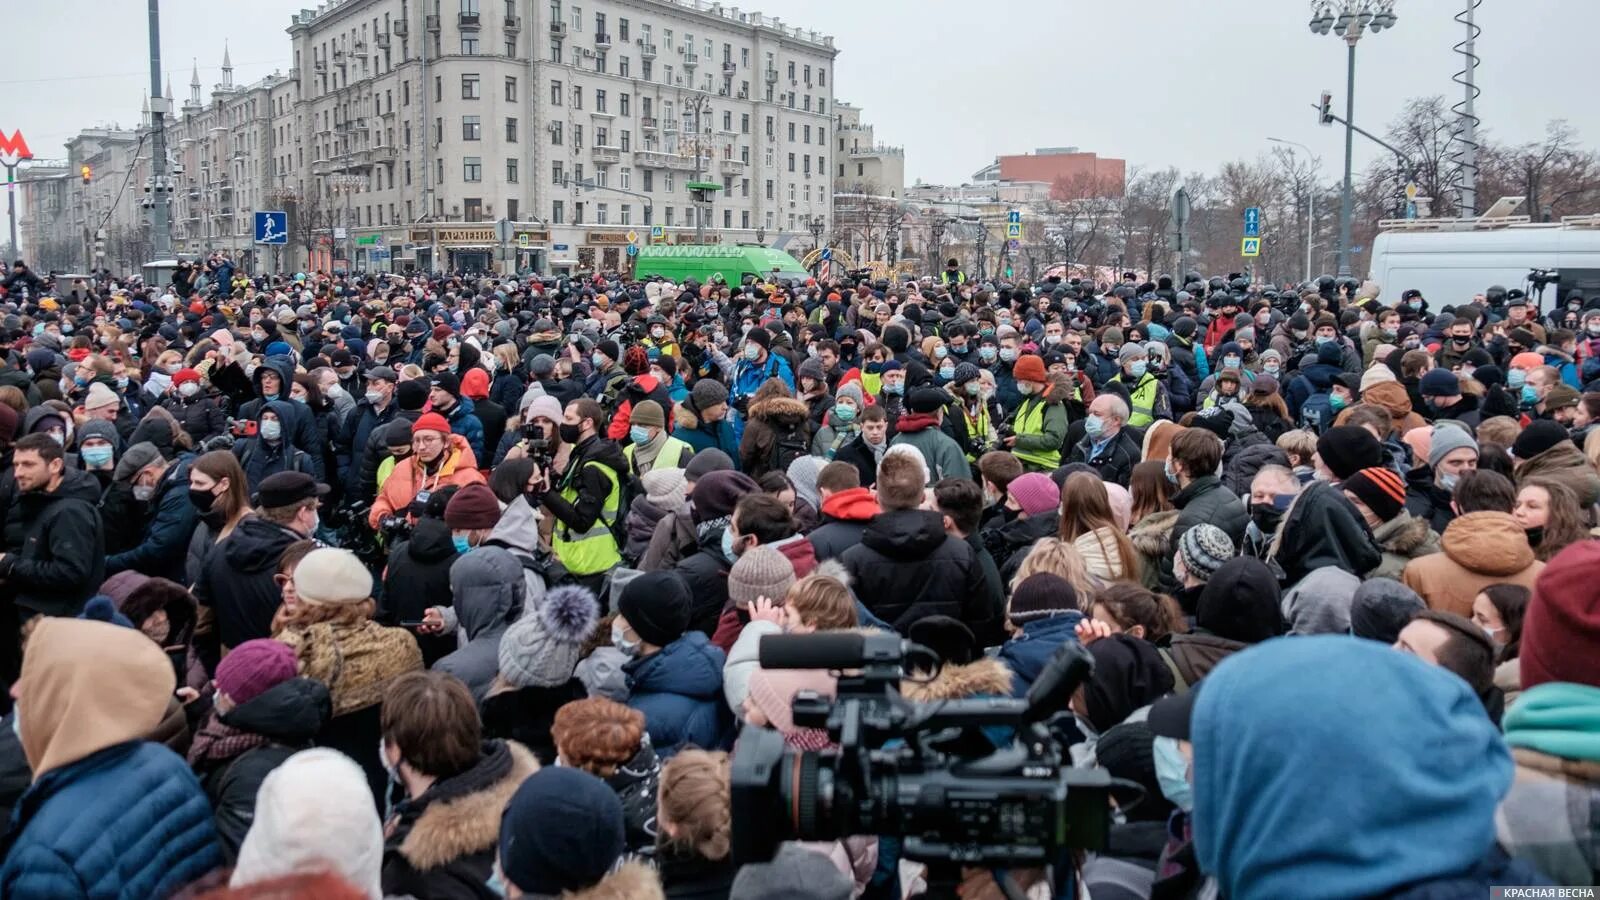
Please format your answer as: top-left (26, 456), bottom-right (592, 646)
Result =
top-left (996, 613), bottom-right (1085, 698)
top-left (444, 395), bottom-right (486, 463)
top-left (0, 741), bottom-right (223, 899)
top-left (625, 631), bottom-right (733, 758)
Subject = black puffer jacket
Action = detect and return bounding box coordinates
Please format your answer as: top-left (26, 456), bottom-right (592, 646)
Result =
top-left (675, 529), bottom-right (733, 636)
top-left (0, 467), bottom-right (105, 617)
top-left (841, 508), bottom-right (994, 637)
top-left (1404, 463), bottom-right (1457, 534)
top-left (1222, 438), bottom-right (1290, 497)
top-left (382, 517), bottom-right (461, 666)
top-left (1170, 474), bottom-right (1248, 549)
top-left (480, 679), bottom-right (587, 766)
top-left (162, 392), bottom-right (228, 445)
top-left (1270, 480), bottom-right (1382, 586)
top-left (192, 514), bottom-right (302, 649)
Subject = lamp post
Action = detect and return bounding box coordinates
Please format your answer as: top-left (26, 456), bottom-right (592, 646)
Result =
top-left (1267, 137), bottom-right (1319, 283)
top-left (1308, 0), bottom-right (1398, 278)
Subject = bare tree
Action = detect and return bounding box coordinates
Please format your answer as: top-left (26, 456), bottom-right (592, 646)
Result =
top-left (1478, 120), bottom-right (1600, 220)
top-left (834, 183), bottom-right (902, 264)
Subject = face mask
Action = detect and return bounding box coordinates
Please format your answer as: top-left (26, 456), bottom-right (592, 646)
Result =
top-left (452, 534), bottom-right (472, 553)
top-left (1315, 335), bottom-right (1333, 347)
top-left (178, 381), bottom-right (202, 399)
top-left (1017, 383), bottom-right (1034, 397)
top-left (485, 869), bottom-right (508, 898)
top-left (1521, 384), bottom-right (1539, 404)
top-left (189, 487), bottom-right (217, 513)
top-left (49, 430), bottom-right (65, 446)
top-left (934, 345), bottom-right (948, 359)
top-left (260, 419), bottom-right (282, 441)
top-left (252, 331), bottom-right (267, 342)
top-left (979, 327), bottom-right (995, 337)
top-left (1263, 363), bottom-right (1280, 377)
top-left (979, 346), bottom-right (997, 362)
top-left (364, 389), bottom-right (385, 406)
top-left (1438, 471), bottom-right (1460, 493)
top-left (1292, 329), bottom-right (1308, 341)
top-left (1250, 502), bottom-right (1284, 535)
top-left (832, 403), bottom-right (857, 424)
top-left (1524, 525), bottom-right (1545, 549)
top-left (1153, 736), bottom-right (1194, 812)
top-left (115, 376), bottom-right (129, 391)
top-left (1223, 356), bottom-right (1240, 370)
top-left (81, 445), bottom-right (114, 468)
top-left (1163, 458), bottom-right (1179, 485)
top-left (131, 483), bottom-right (155, 502)
top-left (1588, 324), bottom-right (1600, 338)
top-left (612, 621), bottom-right (641, 656)
top-left (1128, 361), bottom-right (1148, 378)
top-left (965, 382), bottom-right (981, 397)
top-left (998, 348), bottom-right (1018, 364)
top-left (1409, 300), bottom-right (1423, 310)
top-left (1084, 414), bottom-right (1105, 438)
top-left (743, 343), bottom-right (762, 361)
top-left (883, 381), bottom-right (904, 396)
top-left (1507, 368), bottom-right (1527, 388)
top-left (629, 425), bottom-right (652, 445)
top-left (1452, 335), bottom-right (1471, 346)
top-left (938, 365), bottom-right (956, 381)
top-left (1329, 394), bottom-right (1348, 411)
top-left (1256, 313), bottom-right (1271, 327)
top-left (651, 327), bottom-right (665, 339)
top-left (1044, 334), bottom-right (1061, 346)
top-left (720, 526), bottom-right (739, 560)
top-left (949, 343), bottom-right (969, 355)
top-left (591, 352), bottom-right (606, 368)
top-left (558, 421), bottom-right (583, 444)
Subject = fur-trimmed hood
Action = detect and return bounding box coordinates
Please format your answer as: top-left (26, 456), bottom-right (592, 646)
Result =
top-left (674, 399), bottom-right (705, 431)
top-left (565, 860), bottom-right (665, 900)
top-left (1372, 511), bottom-right (1437, 556)
top-left (748, 394), bottom-right (810, 425)
top-left (901, 656), bottom-right (1013, 702)
top-left (397, 740), bottom-right (540, 870)
top-left (1129, 509), bottom-right (1180, 557)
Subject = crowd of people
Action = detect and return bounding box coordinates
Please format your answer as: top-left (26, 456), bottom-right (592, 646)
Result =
top-left (0, 256), bottom-right (1596, 897)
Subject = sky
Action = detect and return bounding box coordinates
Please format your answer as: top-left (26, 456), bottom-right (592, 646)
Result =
top-left (6, 0), bottom-right (1599, 189)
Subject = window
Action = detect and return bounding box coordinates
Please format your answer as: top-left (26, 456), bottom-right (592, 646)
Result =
top-left (857, 162), bottom-right (865, 176)
top-left (463, 157), bottom-right (482, 181)
top-left (764, 146), bottom-right (774, 169)
top-left (596, 203), bottom-right (608, 224)
top-left (461, 36), bottom-right (479, 54)
top-left (643, 170), bottom-right (653, 192)
top-left (619, 56), bottom-right (629, 77)
top-left (665, 172), bottom-right (674, 192)
top-left (741, 113), bottom-right (750, 134)
top-left (804, 95), bottom-right (811, 112)
top-left (620, 168), bottom-right (631, 189)
top-left (723, 209), bottom-right (732, 228)
top-left (643, 205), bottom-right (653, 225)
top-left (507, 198), bottom-right (518, 221)
top-left (641, 60), bottom-right (651, 80)
top-left (595, 127), bottom-right (608, 146)
top-left (595, 12), bottom-right (606, 34)
top-left (505, 76), bottom-right (517, 101)
top-left (665, 207), bottom-right (674, 226)
top-left (405, 160), bottom-right (412, 184)
top-left (570, 4), bottom-right (581, 31)
top-left (550, 121), bottom-right (562, 144)
top-left (594, 52), bottom-right (605, 73)
top-left (787, 61), bottom-right (796, 79)
top-left (765, 179), bottom-right (774, 200)
top-left (552, 199), bottom-right (564, 224)
top-left (818, 68), bottom-right (827, 86)
top-left (764, 116), bottom-right (774, 138)
top-left (461, 74), bottom-right (480, 98)
top-left (663, 28), bottom-right (672, 51)
top-left (506, 39), bottom-right (516, 56)
top-left (462, 116), bottom-right (481, 140)
top-left (787, 153), bottom-right (795, 172)
top-left (461, 0), bottom-right (479, 12)
top-left (403, 81), bottom-right (410, 105)
top-left (804, 65), bottom-right (811, 85)
top-left (507, 158), bottom-right (519, 182)
top-left (724, 111), bottom-right (733, 132)
top-left (803, 125), bottom-right (811, 143)
top-left (621, 205), bottom-right (632, 225)
top-left (435, 76), bottom-right (443, 102)
top-left (438, 158), bottom-right (445, 184)
top-left (803, 155), bottom-right (810, 176)
top-left (619, 93), bottom-right (630, 117)
top-left (574, 163), bottom-right (584, 183)
top-left (552, 160), bottom-right (564, 184)
top-left (549, 39), bottom-right (561, 61)
top-left (741, 47), bottom-right (749, 66)
top-left (619, 130), bottom-right (630, 152)
top-left (572, 85), bottom-right (582, 109)
top-left (573, 124), bottom-right (583, 149)
top-left (595, 89), bottom-right (607, 112)
top-left (788, 122), bottom-right (795, 141)
top-left (618, 17), bottom-right (629, 41)
top-left (550, 80), bottom-right (563, 105)
top-left (818, 126), bottom-right (825, 145)
top-left (742, 211), bottom-right (750, 228)
top-left (506, 117), bottom-right (518, 141)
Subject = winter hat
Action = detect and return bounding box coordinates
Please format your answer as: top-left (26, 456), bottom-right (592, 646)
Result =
top-left (1510, 351), bottom-right (1546, 371)
top-left (1316, 425), bottom-right (1384, 481)
top-left (907, 615), bottom-right (980, 667)
top-left (396, 379), bottom-right (429, 410)
top-left (952, 361), bottom-right (982, 387)
top-left (595, 338), bottom-right (621, 362)
top-left (907, 387), bottom-right (946, 414)
top-left (1316, 342), bottom-right (1343, 367)
top-left (691, 377), bottom-right (729, 409)
top-left (691, 469), bottom-right (759, 523)
top-left (498, 767), bottom-right (626, 896)
top-left (293, 548), bottom-right (374, 606)
top-left (1427, 422), bottom-right (1478, 469)
top-left (83, 381), bottom-right (119, 411)
top-left (1178, 523), bottom-right (1234, 582)
top-left (631, 399), bottom-right (665, 428)
top-left (685, 448), bottom-right (735, 483)
top-left (229, 749), bottom-right (384, 899)
top-left (459, 367), bottom-right (491, 400)
top-left (642, 467), bottom-right (688, 513)
top-left (499, 585), bottom-right (601, 688)
top-left (522, 393), bottom-right (563, 428)
top-left (1189, 406), bottom-right (1234, 442)
top-left (529, 353), bottom-right (557, 377)
top-left (1104, 482), bottom-right (1133, 531)
top-left (1418, 368), bottom-right (1462, 398)
top-left (430, 370), bottom-right (462, 398)
top-left (113, 441), bottom-right (164, 483)
top-left (77, 419), bottom-right (121, 454)
top-left (1250, 374), bottom-right (1281, 398)
top-left (1342, 467), bottom-right (1407, 522)
top-left (743, 327), bottom-right (771, 351)
top-left (1173, 317), bottom-right (1197, 338)
top-left (77, 594), bottom-right (134, 629)
top-left (1012, 354), bottom-right (1047, 383)
top-left (1522, 540), bottom-right (1600, 689)
top-left (1196, 556), bottom-right (1285, 644)
top-left (216, 638), bottom-right (300, 706)
top-left (1094, 721), bottom-right (1169, 822)
top-left (1083, 634), bottom-right (1175, 733)
top-left (1349, 578), bottom-right (1425, 644)
top-left (616, 570), bottom-right (693, 647)
top-left (727, 545), bottom-right (797, 609)
top-left (1007, 472), bottom-right (1060, 518)
top-left (833, 380), bottom-right (865, 409)
top-left (1008, 573), bottom-right (1080, 625)
top-left (730, 843), bottom-right (854, 900)
top-left (1117, 343), bottom-right (1147, 363)
top-left (747, 666), bottom-right (837, 746)
top-left (411, 411), bottom-right (451, 436)
top-left (1545, 383), bottom-right (1582, 412)
top-left (172, 367), bottom-right (202, 388)
top-left (797, 357), bottom-right (825, 383)
top-left (1359, 364), bottom-right (1398, 391)
top-left (1513, 419), bottom-right (1568, 461)
top-left (444, 483), bottom-right (502, 530)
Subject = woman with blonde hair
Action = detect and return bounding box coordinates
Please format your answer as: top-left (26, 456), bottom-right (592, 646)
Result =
top-left (1057, 472), bottom-right (1140, 582)
top-left (656, 749), bottom-right (738, 897)
top-left (1010, 537), bottom-right (1096, 607)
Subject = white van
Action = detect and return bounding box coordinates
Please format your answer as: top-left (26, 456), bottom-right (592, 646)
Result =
top-left (1369, 221), bottom-right (1600, 313)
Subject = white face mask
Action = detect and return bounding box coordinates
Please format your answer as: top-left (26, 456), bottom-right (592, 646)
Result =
top-left (612, 622), bottom-right (642, 656)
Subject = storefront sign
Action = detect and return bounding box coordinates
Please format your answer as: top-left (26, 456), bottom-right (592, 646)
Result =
top-left (587, 232), bottom-right (632, 245)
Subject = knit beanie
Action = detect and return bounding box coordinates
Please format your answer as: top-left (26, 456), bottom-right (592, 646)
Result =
top-left (616, 570), bottom-right (692, 647)
top-left (833, 380), bottom-right (865, 410)
top-left (1008, 573), bottom-right (1080, 625)
top-left (1349, 578), bottom-right (1426, 644)
top-left (727, 545), bottom-right (797, 609)
top-left (216, 638), bottom-right (299, 706)
top-left (498, 585), bottom-right (601, 688)
top-left (1522, 540), bottom-right (1600, 689)
top-left (631, 399), bottom-right (665, 428)
top-left (595, 339), bottom-right (621, 362)
top-left (731, 844), bottom-right (854, 900)
top-left (685, 448), bottom-right (735, 482)
top-left (642, 466), bottom-right (688, 513)
top-left (84, 382), bottom-right (120, 411)
top-left (691, 469), bottom-right (759, 524)
top-left (396, 379), bottom-right (429, 410)
top-left (1178, 523), bottom-right (1234, 582)
top-left (1513, 419), bottom-right (1568, 461)
top-left (1316, 425), bottom-right (1384, 481)
top-left (431, 370), bottom-right (461, 399)
top-left (1359, 364), bottom-right (1398, 391)
top-left (293, 548), bottom-right (374, 605)
top-left (460, 367), bottom-right (491, 400)
top-left (1342, 467), bottom-right (1407, 522)
top-left (444, 483), bottom-right (502, 530)
top-left (691, 378), bottom-right (729, 409)
top-left (412, 411), bottom-right (451, 436)
top-left (1093, 721), bottom-right (1169, 822)
top-left (1007, 472), bottom-right (1060, 518)
top-left (747, 667), bottom-right (837, 743)
top-left (952, 362), bottom-right (982, 387)
top-left (1012, 354), bottom-right (1047, 383)
top-left (1419, 368), bottom-right (1462, 398)
top-left (499, 768), bottom-right (626, 895)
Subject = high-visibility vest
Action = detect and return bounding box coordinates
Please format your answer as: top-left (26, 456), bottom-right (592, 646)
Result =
top-left (1126, 375), bottom-right (1160, 428)
top-left (551, 459), bottom-right (622, 576)
top-left (963, 403), bottom-right (991, 462)
top-left (1011, 397), bottom-right (1059, 471)
top-left (940, 270), bottom-right (966, 285)
top-left (624, 435), bottom-right (694, 475)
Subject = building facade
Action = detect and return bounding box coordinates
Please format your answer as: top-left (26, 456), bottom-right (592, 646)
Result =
top-left (831, 101), bottom-right (903, 198)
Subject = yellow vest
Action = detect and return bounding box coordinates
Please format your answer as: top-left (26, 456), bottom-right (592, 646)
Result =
top-left (623, 435), bottom-right (694, 475)
top-left (551, 460), bottom-right (622, 576)
top-left (1012, 397), bottom-right (1059, 471)
top-left (1127, 375), bottom-right (1160, 428)
top-left (963, 403), bottom-right (991, 462)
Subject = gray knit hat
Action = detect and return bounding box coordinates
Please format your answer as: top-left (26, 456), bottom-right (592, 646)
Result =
top-left (833, 380), bottom-right (865, 410)
top-left (1118, 343), bottom-right (1148, 362)
top-left (1178, 524), bottom-right (1235, 582)
top-left (642, 466), bottom-right (688, 514)
top-left (726, 545), bottom-right (796, 608)
top-left (1349, 578), bottom-right (1425, 644)
top-left (730, 843), bottom-right (853, 900)
top-left (690, 378), bottom-right (729, 410)
top-left (498, 585), bottom-right (601, 688)
top-left (1427, 421), bottom-right (1479, 470)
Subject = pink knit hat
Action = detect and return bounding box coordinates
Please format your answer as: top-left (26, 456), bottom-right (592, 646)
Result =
top-left (216, 639), bottom-right (299, 706)
top-left (748, 667), bottom-right (837, 750)
top-left (1007, 472), bottom-right (1060, 518)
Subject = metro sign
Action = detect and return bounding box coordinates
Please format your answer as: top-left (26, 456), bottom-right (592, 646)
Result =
top-left (0, 130), bottom-right (33, 169)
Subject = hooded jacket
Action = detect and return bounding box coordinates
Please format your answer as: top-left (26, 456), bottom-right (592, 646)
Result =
top-left (807, 487), bottom-right (881, 562)
top-left (1269, 480), bottom-right (1381, 586)
top-left (673, 397), bottom-right (739, 459)
top-left (1368, 510), bottom-right (1441, 580)
top-left (0, 467), bottom-right (104, 617)
top-left (383, 518), bottom-right (461, 664)
top-left (0, 619), bottom-right (223, 899)
top-left (997, 613), bottom-right (1085, 698)
top-left (1279, 566), bottom-right (1361, 635)
top-left (890, 412), bottom-right (970, 484)
top-left (625, 631), bottom-right (733, 758)
top-left (1165, 557), bottom-right (1284, 689)
top-left (194, 514), bottom-right (304, 648)
top-left (841, 508), bottom-right (995, 639)
top-left (1401, 512), bottom-right (1544, 618)
top-left (1404, 463), bottom-right (1457, 534)
top-left (234, 399), bottom-right (316, 491)
top-left (437, 395), bottom-right (487, 463)
top-left (161, 387), bottom-right (227, 445)
top-left (739, 393), bottom-right (811, 479)
top-left (434, 548), bottom-right (526, 702)
top-left (1516, 438), bottom-right (1600, 509)
top-left (1359, 380), bottom-right (1428, 437)
top-left (237, 355), bottom-right (323, 479)
top-left (369, 432), bottom-right (486, 528)
top-left (1192, 637), bottom-right (1538, 900)
top-left (338, 394), bottom-right (398, 496)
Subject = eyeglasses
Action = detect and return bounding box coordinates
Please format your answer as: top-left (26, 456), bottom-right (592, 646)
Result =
top-left (273, 574), bottom-right (296, 589)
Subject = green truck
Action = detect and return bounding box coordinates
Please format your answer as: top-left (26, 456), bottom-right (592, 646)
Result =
top-left (632, 244), bottom-right (810, 284)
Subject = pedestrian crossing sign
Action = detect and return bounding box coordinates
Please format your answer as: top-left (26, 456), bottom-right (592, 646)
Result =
top-left (1006, 223), bottom-right (1022, 239)
top-left (1241, 237), bottom-right (1261, 257)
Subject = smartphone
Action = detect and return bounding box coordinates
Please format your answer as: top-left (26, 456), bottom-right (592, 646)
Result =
top-left (399, 620), bottom-right (426, 628)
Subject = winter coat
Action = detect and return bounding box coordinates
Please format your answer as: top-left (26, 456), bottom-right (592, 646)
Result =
top-left (739, 394), bottom-right (811, 479)
top-left (675, 531), bottom-right (735, 637)
top-left (382, 520), bottom-right (461, 665)
top-left (358, 409), bottom-right (423, 503)
top-left (1368, 511), bottom-right (1441, 581)
top-left (369, 433), bottom-right (486, 528)
top-left (808, 488), bottom-right (880, 561)
top-left (439, 396), bottom-right (488, 464)
top-left (989, 511), bottom-right (1059, 585)
top-left (1516, 439), bottom-right (1600, 509)
top-left (472, 397), bottom-right (509, 469)
top-left (1170, 474), bottom-right (1248, 550)
top-left (1129, 509), bottom-right (1180, 592)
top-left (831, 433), bottom-right (884, 488)
top-left (338, 397), bottom-right (398, 496)
top-left (1269, 481), bottom-right (1382, 587)
top-left (607, 742), bottom-right (663, 856)
top-left (480, 680), bottom-right (587, 766)
top-left (997, 614), bottom-right (1085, 698)
top-left (659, 846), bottom-right (739, 900)
top-left (625, 631), bottom-right (733, 758)
top-left (673, 398), bottom-right (739, 461)
top-left (841, 509), bottom-right (996, 640)
top-left (1067, 427), bottom-right (1141, 487)
top-left (1405, 464), bottom-right (1457, 535)
top-left (1222, 438), bottom-right (1290, 497)
top-left (489, 369), bottom-right (527, 417)
top-left (233, 399), bottom-right (316, 491)
top-left (1073, 526), bottom-right (1137, 583)
top-left (193, 515), bottom-right (302, 649)
top-left (106, 455), bottom-right (196, 583)
top-left (162, 393), bottom-right (227, 445)
top-left (237, 356), bottom-right (323, 480)
top-left (606, 374), bottom-right (675, 442)
top-left (433, 550), bottom-right (526, 702)
top-left (1360, 380), bottom-right (1429, 437)
top-left (381, 740), bottom-right (539, 900)
top-left (1164, 632), bottom-right (1246, 689)
top-left (1401, 512), bottom-right (1544, 618)
top-left (0, 467), bottom-right (105, 617)
top-left (192, 677), bottom-right (331, 859)
top-left (890, 413), bottom-right (970, 484)
top-left (626, 496), bottom-right (675, 564)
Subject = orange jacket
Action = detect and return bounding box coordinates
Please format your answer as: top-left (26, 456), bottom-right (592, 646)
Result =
top-left (368, 433), bottom-right (486, 528)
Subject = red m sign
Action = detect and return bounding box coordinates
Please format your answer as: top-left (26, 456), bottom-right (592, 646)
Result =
top-left (0, 130), bottom-right (33, 166)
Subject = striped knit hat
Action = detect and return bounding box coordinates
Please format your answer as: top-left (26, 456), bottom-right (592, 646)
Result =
top-left (1343, 466), bottom-right (1407, 523)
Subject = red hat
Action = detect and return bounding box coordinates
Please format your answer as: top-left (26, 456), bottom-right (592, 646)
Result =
top-left (460, 367), bottom-right (491, 399)
top-left (1522, 540), bottom-right (1600, 689)
top-left (412, 411), bottom-right (451, 436)
top-left (173, 368), bottom-right (202, 387)
top-left (431, 324), bottom-right (455, 342)
top-left (1012, 353), bottom-right (1047, 384)
top-left (188, 301), bottom-right (206, 316)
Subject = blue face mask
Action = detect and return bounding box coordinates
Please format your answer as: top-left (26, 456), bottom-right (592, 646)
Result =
top-left (1163, 458), bottom-right (1179, 485)
top-left (591, 352), bottom-right (606, 368)
top-left (979, 346), bottom-right (997, 362)
top-left (743, 343), bottom-right (762, 361)
top-left (1153, 736), bottom-right (1194, 812)
top-left (1084, 414), bottom-right (1105, 438)
top-left (1223, 356), bottom-right (1240, 370)
top-left (1128, 361), bottom-right (1148, 378)
top-left (999, 348), bottom-right (1018, 364)
top-left (629, 425), bottom-right (652, 445)
top-left (1507, 368), bottom-right (1527, 389)
top-left (938, 365), bottom-right (956, 381)
top-left (883, 381), bottom-right (904, 396)
top-left (934, 345), bottom-right (948, 359)
top-left (452, 534), bottom-right (472, 553)
top-left (1315, 335), bottom-right (1334, 347)
top-left (485, 869), bottom-right (507, 898)
top-left (832, 402), bottom-right (857, 424)
top-left (81, 445), bottom-right (114, 468)
top-left (1521, 384), bottom-right (1539, 404)
top-left (720, 526), bottom-right (737, 560)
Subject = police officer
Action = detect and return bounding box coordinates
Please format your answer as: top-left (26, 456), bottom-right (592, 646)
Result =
top-left (535, 398), bottom-right (630, 597)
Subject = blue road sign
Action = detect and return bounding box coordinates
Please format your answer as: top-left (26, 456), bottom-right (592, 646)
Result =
top-left (1244, 221), bottom-right (1260, 238)
top-left (820, 248), bottom-right (832, 261)
top-left (255, 210), bottom-right (288, 245)
top-left (1007, 210), bottom-right (1022, 224)
top-left (649, 225), bottom-right (665, 242)
top-left (1244, 206), bottom-right (1260, 228)
top-left (626, 244), bottom-right (639, 257)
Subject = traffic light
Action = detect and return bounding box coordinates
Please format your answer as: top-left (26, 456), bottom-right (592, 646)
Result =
top-left (1318, 91), bottom-right (1334, 126)
top-left (80, 164), bottom-right (91, 184)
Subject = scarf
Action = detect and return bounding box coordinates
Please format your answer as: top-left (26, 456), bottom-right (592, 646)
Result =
top-left (632, 427), bottom-right (669, 472)
top-left (186, 713), bottom-right (270, 767)
top-left (826, 423), bottom-right (860, 460)
top-left (1504, 682), bottom-right (1600, 762)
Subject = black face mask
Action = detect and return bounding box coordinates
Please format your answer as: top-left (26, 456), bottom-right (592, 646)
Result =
top-left (1525, 525), bottom-right (1546, 548)
top-left (1250, 502), bottom-right (1284, 536)
top-left (559, 423), bottom-right (583, 444)
top-left (188, 487), bottom-right (216, 513)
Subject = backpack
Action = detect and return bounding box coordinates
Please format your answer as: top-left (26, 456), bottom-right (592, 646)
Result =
top-left (768, 419), bottom-right (809, 474)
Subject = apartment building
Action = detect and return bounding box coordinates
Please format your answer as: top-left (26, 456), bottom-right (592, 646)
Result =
top-left (832, 101), bottom-right (903, 199)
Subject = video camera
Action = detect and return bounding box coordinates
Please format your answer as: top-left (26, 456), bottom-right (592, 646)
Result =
top-left (731, 632), bottom-right (1112, 897)
top-left (521, 420), bottom-right (556, 472)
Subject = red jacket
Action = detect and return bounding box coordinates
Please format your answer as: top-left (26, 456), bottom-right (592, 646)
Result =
top-left (710, 536), bottom-right (819, 651)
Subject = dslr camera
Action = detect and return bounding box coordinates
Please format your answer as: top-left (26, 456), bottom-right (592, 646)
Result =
top-left (521, 420), bottom-right (555, 471)
top-left (731, 633), bottom-right (1111, 897)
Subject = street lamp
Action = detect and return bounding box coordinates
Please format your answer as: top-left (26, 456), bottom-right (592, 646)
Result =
top-left (1309, 0), bottom-right (1398, 278)
top-left (1267, 137), bottom-right (1318, 283)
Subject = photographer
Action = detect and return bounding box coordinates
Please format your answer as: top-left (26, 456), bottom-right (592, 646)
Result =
top-left (533, 399), bottom-right (629, 591)
top-left (366, 413), bottom-right (486, 530)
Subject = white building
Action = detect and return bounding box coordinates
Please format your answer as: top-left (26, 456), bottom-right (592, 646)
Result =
top-left (831, 101), bottom-right (902, 198)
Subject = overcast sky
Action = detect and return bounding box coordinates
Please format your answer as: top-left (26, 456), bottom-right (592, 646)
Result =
top-left (7, 0), bottom-right (1599, 188)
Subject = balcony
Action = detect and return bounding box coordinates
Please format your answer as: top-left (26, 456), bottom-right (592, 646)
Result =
top-left (640, 116), bottom-right (658, 131)
top-left (594, 32), bottom-right (611, 48)
top-left (332, 48), bottom-right (346, 65)
top-left (314, 60), bottom-right (327, 73)
top-left (634, 149), bottom-right (699, 172)
top-left (426, 14), bottom-right (441, 32)
top-left (352, 39), bottom-right (368, 56)
top-left (722, 61), bottom-right (737, 76)
top-left (592, 145), bottom-right (622, 165)
top-left (359, 145), bottom-right (398, 165)
top-left (217, 207), bottom-right (234, 217)
top-left (764, 68), bottom-right (778, 84)
top-left (682, 53), bottom-right (698, 70)
top-left (549, 20), bottom-right (567, 36)
top-left (458, 12), bottom-right (480, 29)
top-left (638, 41), bottom-right (656, 59)
top-left (375, 32), bottom-right (390, 48)
top-left (503, 15), bottom-right (520, 31)
top-left (719, 158), bottom-right (747, 176)
top-left (392, 18), bottom-right (408, 35)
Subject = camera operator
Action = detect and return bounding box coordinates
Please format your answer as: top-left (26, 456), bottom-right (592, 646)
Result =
top-left (366, 413), bottom-right (486, 530)
top-left (531, 399), bottom-right (629, 593)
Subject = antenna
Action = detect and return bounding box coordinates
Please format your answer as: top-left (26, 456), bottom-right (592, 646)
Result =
top-left (1448, 0), bottom-right (1482, 217)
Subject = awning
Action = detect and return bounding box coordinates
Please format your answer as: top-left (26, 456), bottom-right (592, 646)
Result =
top-left (444, 245), bottom-right (496, 250)
top-left (550, 258), bottom-right (580, 266)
